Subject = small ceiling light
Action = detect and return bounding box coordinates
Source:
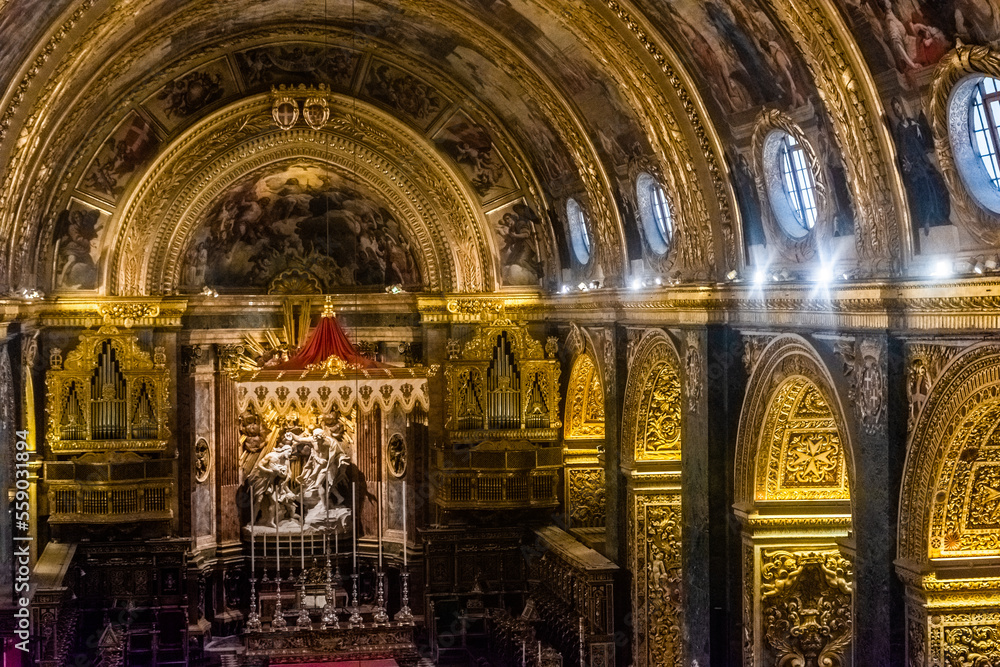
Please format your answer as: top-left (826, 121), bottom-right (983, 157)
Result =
top-left (986, 258), bottom-right (999, 271)
top-left (653, 277), bottom-right (663, 286)
top-left (560, 285), bottom-right (570, 294)
top-left (630, 278), bottom-right (643, 290)
top-left (200, 286), bottom-right (219, 298)
top-left (577, 282), bottom-right (588, 291)
top-left (725, 269), bottom-right (739, 282)
top-left (753, 269), bottom-right (767, 285)
top-left (974, 260), bottom-right (985, 274)
top-left (589, 280), bottom-right (601, 290)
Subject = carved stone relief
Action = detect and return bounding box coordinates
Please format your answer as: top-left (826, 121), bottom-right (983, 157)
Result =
top-left (568, 468), bottom-right (605, 528)
top-left (632, 493), bottom-right (683, 667)
top-left (684, 331), bottom-right (703, 415)
top-left (759, 550), bottom-right (853, 667)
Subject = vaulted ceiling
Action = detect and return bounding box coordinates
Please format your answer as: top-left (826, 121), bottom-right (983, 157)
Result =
top-left (0, 0), bottom-right (990, 296)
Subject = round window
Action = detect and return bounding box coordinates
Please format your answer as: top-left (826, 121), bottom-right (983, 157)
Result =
top-left (763, 129), bottom-right (818, 239)
top-left (636, 173), bottom-right (673, 255)
top-left (948, 74), bottom-right (1000, 214)
top-left (566, 198), bottom-right (591, 264)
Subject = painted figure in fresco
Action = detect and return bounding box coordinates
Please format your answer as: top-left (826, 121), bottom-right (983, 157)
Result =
top-left (817, 115), bottom-right (856, 238)
top-left (496, 204), bottom-right (544, 286)
top-left (55, 208), bottom-right (101, 289)
top-left (436, 119), bottom-right (505, 195)
top-left (157, 70), bottom-right (224, 119)
top-left (83, 117), bottom-right (159, 199)
top-left (705, 3), bottom-right (784, 105)
top-left (732, 152), bottom-right (766, 248)
top-left (236, 44), bottom-right (356, 88)
top-left (887, 96), bottom-right (951, 235)
top-left (366, 64), bottom-right (442, 121)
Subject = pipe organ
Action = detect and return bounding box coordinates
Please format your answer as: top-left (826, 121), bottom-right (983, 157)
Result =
top-left (439, 321), bottom-right (562, 511)
top-left (44, 326), bottom-right (173, 524)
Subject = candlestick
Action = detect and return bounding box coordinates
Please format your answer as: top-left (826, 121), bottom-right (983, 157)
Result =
top-left (321, 547), bottom-right (339, 629)
top-left (348, 573), bottom-right (363, 627)
top-left (372, 570), bottom-right (389, 625)
top-left (247, 493), bottom-right (262, 632)
top-left (377, 476), bottom-right (383, 570)
top-left (402, 480), bottom-right (407, 568)
top-left (352, 482), bottom-right (357, 572)
top-left (299, 483), bottom-right (306, 572)
top-left (395, 569), bottom-right (413, 624)
top-left (272, 491), bottom-right (287, 631)
top-left (296, 478), bottom-right (310, 630)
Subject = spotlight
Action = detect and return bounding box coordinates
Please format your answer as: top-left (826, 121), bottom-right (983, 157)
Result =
top-left (815, 265), bottom-right (835, 284)
top-left (18, 288), bottom-right (43, 300)
top-left (560, 285), bottom-right (570, 294)
top-left (932, 260), bottom-right (953, 278)
top-left (589, 280), bottom-right (601, 290)
top-left (974, 261), bottom-right (985, 275)
top-left (753, 269), bottom-right (767, 285)
top-left (630, 278), bottom-right (643, 290)
top-left (725, 269), bottom-right (739, 282)
top-left (987, 258), bottom-right (999, 271)
top-left (200, 285), bottom-right (219, 298)
top-left (654, 277), bottom-right (663, 286)
top-left (384, 284), bottom-right (405, 294)
top-left (577, 282), bottom-right (588, 291)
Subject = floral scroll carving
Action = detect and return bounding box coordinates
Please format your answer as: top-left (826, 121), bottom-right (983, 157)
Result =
top-left (760, 550), bottom-right (853, 667)
top-left (568, 468), bottom-right (605, 528)
top-left (633, 495), bottom-right (682, 667)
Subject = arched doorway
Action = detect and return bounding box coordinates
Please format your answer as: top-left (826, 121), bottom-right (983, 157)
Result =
top-left (898, 343), bottom-right (1000, 665)
top-left (735, 336), bottom-right (854, 666)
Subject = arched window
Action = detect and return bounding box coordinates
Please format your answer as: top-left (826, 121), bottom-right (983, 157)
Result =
top-left (778, 134), bottom-right (818, 232)
top-left (761, 128), bottom-right (819, 240)
top-left (635, 172), bottom-right (673, 255)
top-left (947, 74), bottom-right (1000, 214)
top-left (970, 76), bottom-right (1000, 190)
top-left (566, 197), bottom-right (591, 264)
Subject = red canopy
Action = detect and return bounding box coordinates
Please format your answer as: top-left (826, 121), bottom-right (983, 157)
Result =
top-left (271, 314), bottom-right (381, 370)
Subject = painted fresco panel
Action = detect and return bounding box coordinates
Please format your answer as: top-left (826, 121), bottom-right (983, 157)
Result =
top-left (235, 43), bottom-right (360, 90)
top-left (143, 57), bottom-right (236, 131)
top-left (433, 109), bottom-right (517, 199)
top-left (53, 198), bottom-right (112, 291)
top-left (362, 59), bottom-right (447, 129)
top-left (180, 161), bottom-right (421, 291)
top-left (486, 199), bottom-right (544, 286)
top-left (80, 112), bottom-right (161, 202)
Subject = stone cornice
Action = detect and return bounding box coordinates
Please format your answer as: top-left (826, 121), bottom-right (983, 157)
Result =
top-left (5, 278), bottom-right (1000, 331)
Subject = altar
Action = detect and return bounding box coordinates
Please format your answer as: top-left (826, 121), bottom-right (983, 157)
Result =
top-left (232, 301), bottom-right (426, 662)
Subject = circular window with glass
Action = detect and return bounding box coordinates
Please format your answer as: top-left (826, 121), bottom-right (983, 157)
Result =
top-left (566, 197), bottom-right (591, 264)
top-left (763, 129), bottom-right (818, 239)
top-left (948, 74), bottom-right (1000, 214)
top-left (636, 172), bottom-right (674, 255)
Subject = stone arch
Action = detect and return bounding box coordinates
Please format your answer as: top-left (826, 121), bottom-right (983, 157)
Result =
top-left (734, 334), bottom-right (855, 667)
top-left (620, 328), bottom-right (683, 666)
top-left (897, 342), bottom-right (1000, 666)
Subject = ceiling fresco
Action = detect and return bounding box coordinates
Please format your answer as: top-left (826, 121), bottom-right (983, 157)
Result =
top-left (2, 0), bottom-right (1000, 293)
top-left (180, 161), bottom-right (422, 292)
